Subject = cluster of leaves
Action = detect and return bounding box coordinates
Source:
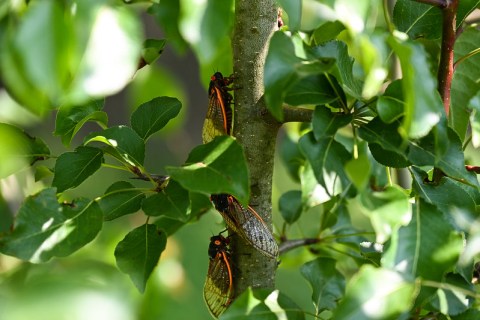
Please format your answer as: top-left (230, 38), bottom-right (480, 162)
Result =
top-left (222, 0), bottom-right (480, 319)
top-left (1, 0), bottom-right (480, 319)
top-left (0, 0), bottom-right (249, 295)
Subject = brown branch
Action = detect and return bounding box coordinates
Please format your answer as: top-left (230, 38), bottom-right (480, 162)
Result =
top-left (282, 105), bottom-right (314, 123)
top-left (279, 238), bottom-right (320, 255)
top-left (437, 0), bottom-right (458, 117)
top-left (413, 0), bottom-right (447, 7)
top-left (466, 165), bottom-right (480, 174)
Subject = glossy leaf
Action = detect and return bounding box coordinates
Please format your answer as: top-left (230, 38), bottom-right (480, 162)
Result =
top-left (300, 258), bottom-right (345, 314)
top-left (313, 21), bottom-right (345, 44)
top-left (142, 180), bottom-right (189, 221)
top-left (344, 154), bottom-right (371, 191)
top-left (359, 186), bottom-right (411, 243)
top-left (1, 188), bottom-right (103, 262)
top-left (451, 27), bottom-right (480, 141)
top-left (131, 96), bottom-right (181, 141)
top-left (408, 128), bottom-right (479, 187)
top-left (312, 106), bottom-right (352, 139)
top-left (279, 190), bottom-right (303, 224)
top-left (279, 134), bottom-right (304, 182)
top-left (54, 100), bottom-right (107, 146)
top-left (166, 136), bottom-right (249, 205)
top-left (393, 0), bottom-right (442, 40)
top-left (98, 181), bottom-right (145, 221)
top-left (388, 34), bottom-right (443, 138)
top-left (332, 266), bottom-right (417, 320)
top-left (264, 32), bottom-right (302, 121)
top-left (284, 75), bottom-right (338, 106)
top-left (299, 132), bottom-right (351, 195)
top-left (115, 224), bottom-right (166, 293)
top-left (141, 39), bottom-right (166, 65)
top-left (376, 80), bottom-right (404, 123)
top-left (85, 125), bottom-right (145, 166)
top-left (0, 123), bottom-right (50, 178)
top-left (358, 118), bottom-right (410, 168)
top-left (383, 199), bottom-right (464, 304)
top-left (52, 146), bottom-right (104, 192)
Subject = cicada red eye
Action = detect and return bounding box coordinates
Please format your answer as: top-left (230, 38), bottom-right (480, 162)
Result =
top-left (202, 72), bottom-right (234, 144)
top-left (210, 194), bottom-right (279, 259)
top-left (204, 234), bottom-right (234, 318)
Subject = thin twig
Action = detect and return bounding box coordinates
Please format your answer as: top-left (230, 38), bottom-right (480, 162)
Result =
top-left (278, 238), bottom-right (320, 254)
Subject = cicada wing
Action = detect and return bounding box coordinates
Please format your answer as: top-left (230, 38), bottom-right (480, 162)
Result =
top-left (204, 246), bottom-right (234, 318)
top-left (228, 197), bottom-right (279, 259)
top-left (202, 85), bottom-right (232, 144)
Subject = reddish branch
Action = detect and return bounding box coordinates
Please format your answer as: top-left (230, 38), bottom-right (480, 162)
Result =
top-left (437, 0), bottom-right (459, 117)
top-left (466, 165), bottom-right (480, 174)
top-left (278, 238), bottom-right (320, 254)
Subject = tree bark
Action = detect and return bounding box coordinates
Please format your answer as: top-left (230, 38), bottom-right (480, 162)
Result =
top-left (231, 0), bottom-right (280, 294)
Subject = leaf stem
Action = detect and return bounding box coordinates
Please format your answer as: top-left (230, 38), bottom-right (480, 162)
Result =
top-left (101, 163), bottom-right (131, 172)
top-left (454, 48), bottom-right (480, 69)
top-left (421, 279), bottom-right (480, 299)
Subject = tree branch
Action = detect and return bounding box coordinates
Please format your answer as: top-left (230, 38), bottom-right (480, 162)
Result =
top-left (279, 238), bottom-right (320, 255)
top-left (282, 105), bottom-right (314, 123)
top-left (232, 0), bottom-right (279, 295)
top-left (413, 0), bottom-right (447, 7)
top-left (437, 0), bottom-right (458, 117)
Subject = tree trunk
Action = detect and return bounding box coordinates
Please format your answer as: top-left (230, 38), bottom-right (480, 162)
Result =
top-left (231, 0), bottom-right (280, 294)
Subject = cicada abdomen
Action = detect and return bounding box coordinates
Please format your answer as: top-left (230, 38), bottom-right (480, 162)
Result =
top-left (210, 194), bottom-right (279, 259)
top-left (202, 72), bottom-right (234, 144)
top-left (204, 234), bottom-right (234, 318)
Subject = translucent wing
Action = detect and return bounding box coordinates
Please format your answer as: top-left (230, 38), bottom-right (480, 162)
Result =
top-left (204, 235), bottom-right (234, 318)
top-left (211, 194), bottom-right (279, 259)
top-left (202, 73), bottom-right (233, 144)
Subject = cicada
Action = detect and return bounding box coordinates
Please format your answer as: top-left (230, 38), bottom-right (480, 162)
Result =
top-left (202, 72), bottom-right (234, 144)
top-left (204, 234), bottom-right (234, 318)
top-left (210, 194), bottom-right (279, 259)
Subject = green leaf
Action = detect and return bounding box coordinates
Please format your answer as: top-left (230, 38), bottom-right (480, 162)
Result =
top-left (310, 40), bottom-right (362, 99)
top-left (115, 224), bottom-right (166, 293)
top-left (299, 132), bottom-right (351, 196)
top-left (52, 146), bottom-right (104, 193)
top-left (98, 181), bottom-right (145, 221)
top-left (383, 199), bottom-right (464, 304)
top-left (388, 35), bottom-right (443, 138)
top-left (221, 288), bottom-right (304, 320)
top-left (142, 180), bottom-right (189, 221)
top-left (0, 123), bottom-right (50, 178)
top-left (376, 80), bottom-right (405, 123)
top-left (468, 92), bottom-right (480, 148)
top-left (141, 39), bottom-right (166, 65)
top-left (0, 192), bottom-right (13, 233)
top-left (344, 154), bottom-right (371, 191)
top-left (393, 0), bottom-right (479, 41)
top-left (393, 0), bottom-right (442, 40)
top-left (359, 186), bottom-right (411, 243)
top-left (277, 0), bottom-right (301, 31)
top-left (34, 165), bottom-right (53, 181)
top-left (264, 32), bottom-right (302, 121)
top-left (313, 21), bottom-right (345, 44)
top-left (451, 27), bottom-right (480, 141)
top-left (278, 190), bottom-right (302, 224)
top-left (1, 188), bottom-right (103, 262)
top-left (358, 118), bottom-right (410, 168)
top-left (408, 128), bottom-right (479, 187)
top-left (428, 273), bottom-right (474, 316)
top-left (54, 100), bottom-right (107, 147)
top-left (332, 266), bottom-right (417, 320)
top-left (85, 125), bottom-right (145, 166)
top-left (279, 134), bottom-right (304, 182)
top-left (166, 136), bottom-right (250, 205)
top-left (284, 75), bottom-right (339, 106)
top-left (147, 2), bottom-right (187, 53)
top-left (130, 96), bottom-right (181, 141)
top-left (312, 106), bottom-right (352, 139)
top-left (300, 257), bottom-right (345, 314)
